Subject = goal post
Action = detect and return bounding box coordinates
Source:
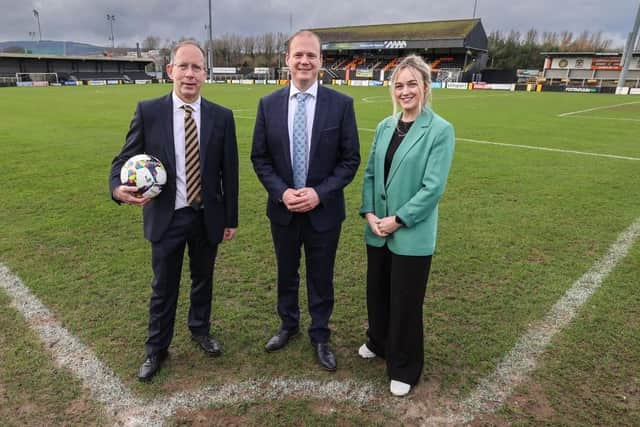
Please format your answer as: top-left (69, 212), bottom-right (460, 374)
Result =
top-left (435, 68), bottom-right (461, 83)
top-left (15, 72), bottom-right (59, 86)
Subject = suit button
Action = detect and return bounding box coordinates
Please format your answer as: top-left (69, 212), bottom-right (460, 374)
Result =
top-left (381, 194), bottom-right (386, 200)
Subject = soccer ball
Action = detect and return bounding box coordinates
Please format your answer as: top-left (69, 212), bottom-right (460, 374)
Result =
top-left (120, 154), bottom-right (167, 198)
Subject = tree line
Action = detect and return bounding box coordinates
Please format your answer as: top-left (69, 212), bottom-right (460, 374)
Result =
top-left (142, 32), bottom-right (289, 68)
top-left (141, 28), bottom-right (618, 71)
top-left (487, 29), bottom-right (615, 69)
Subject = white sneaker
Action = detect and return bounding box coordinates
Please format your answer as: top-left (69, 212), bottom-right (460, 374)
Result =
top-left (390, 380), bottom-right (411, 396)
top-left (358, 343), bottom-right (376, 359)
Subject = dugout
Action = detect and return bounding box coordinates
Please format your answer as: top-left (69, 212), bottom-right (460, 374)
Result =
top-left (302, 18), bottom-right (488, 83)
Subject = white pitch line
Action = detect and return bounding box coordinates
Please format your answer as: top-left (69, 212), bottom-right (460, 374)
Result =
top-left (425, 216), bottom-right (640, 425)
top-left (127, 378), bottom-right (377, 426)
top-left (561, 115), bottom-right (640, 123)
top-left (0, 264), bottom-right (143, 419)
top-left (557, 101), bottom-right (640, 117)
top-left (360, 93), bottom-right (511, 103)
top-left (1, 216), bottom-right (638, 425)
top-left (456, 137), bottom-right (640, 161)
top-left (359, 130), bottom-right (640, 161)
top-left (0, 263), bottom-right (378, 426)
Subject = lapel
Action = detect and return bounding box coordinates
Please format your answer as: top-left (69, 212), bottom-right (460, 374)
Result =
top-left (309, 85), bottom-right (328, 164)
top-left (385, 109), bottom-right (433, 188)
top-left (278, 87), bottom-right (292, 172)
top-left (161, 94), bottom-right (176, 175)
top-left (199, 98), bottom-right (214, 174)
top-left (375, 117), bottom-right (396, 191)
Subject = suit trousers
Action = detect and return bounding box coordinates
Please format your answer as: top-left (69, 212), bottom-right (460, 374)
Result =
top-left (145, 207), bottom-right (218, 356)
top-left (270, 214), bottom-right (341, 344)
top-left (365, 244), bottom-right (432, 386)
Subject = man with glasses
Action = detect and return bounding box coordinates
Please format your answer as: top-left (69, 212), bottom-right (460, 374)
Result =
top-left (109, 40), bottom-right (239, 381)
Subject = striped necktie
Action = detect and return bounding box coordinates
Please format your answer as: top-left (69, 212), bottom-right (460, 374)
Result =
top-left (292, 92), bottom-right (309, 189)
top-left (181, 105), bottom-right (201, 204)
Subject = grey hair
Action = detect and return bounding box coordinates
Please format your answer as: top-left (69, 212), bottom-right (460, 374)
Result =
top-left (389, 54), bottom-right (432, 117)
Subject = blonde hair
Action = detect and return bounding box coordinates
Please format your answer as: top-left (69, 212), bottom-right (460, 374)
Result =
top-left (389, 55), bottom-right (432, 117)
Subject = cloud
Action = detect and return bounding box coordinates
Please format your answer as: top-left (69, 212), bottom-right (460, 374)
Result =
top-left (0, 0), bottom-right (637, 50)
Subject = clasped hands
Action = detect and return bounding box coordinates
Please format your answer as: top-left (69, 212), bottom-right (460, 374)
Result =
top-left (282, 187), bottom-right (320, 213)
top-left (365, 213), bottom-right (401, 237)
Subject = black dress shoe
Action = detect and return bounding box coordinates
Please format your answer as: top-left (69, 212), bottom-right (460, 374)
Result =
top-left (265, 328), bottom-right (299, 352)
top-left (192, 334), bottom-right (222, 356)
top-left (314, 342), bottom-right (337, 371)
top-left (138, 349), bottom-right (168, 382)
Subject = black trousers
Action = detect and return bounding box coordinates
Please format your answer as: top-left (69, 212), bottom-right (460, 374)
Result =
top-left (365, 244), bottom-right (432, 386)
top-left (146, 208), bottom-right (218, 356)
top-left (270, 214), bottom-right (341, 344)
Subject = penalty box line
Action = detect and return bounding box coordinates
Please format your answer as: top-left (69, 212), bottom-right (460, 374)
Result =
top-left (2, 215), bottom-right (638, 424)
top-left (0, 264), bottom-right (378, 426)
top-left (424, 216), bottom-right (640, 425)
top-left (358, 128), bottom-right (640, 161)
top-left (557, 101), bottom-right (640, 117)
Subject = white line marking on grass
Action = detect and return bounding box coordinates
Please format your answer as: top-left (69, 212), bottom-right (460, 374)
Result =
top-left (557, 101), bottom-right (640, 117)
top-left (562, 115), bottom-right (640, 123)
top-left (0, 264), bottom-right (378, 425)
top-left (424, 216), bottom-right (640, 425)
top-left (360, 95), bottom-right (389, 103)
top-left (360, 93), bottom-right (511, 103)
top-left (456, 138), bottom-right (640, 161)
top-left (360, 130), bottom-right (640, 161)
top-left (0, 264), bottom-right (143, 418)
top-left (128, 378), bottom-right (377, 426)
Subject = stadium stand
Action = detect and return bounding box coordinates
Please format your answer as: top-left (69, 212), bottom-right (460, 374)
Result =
top-left (541, 51), bottom-right (640, 87)
top-left (306, 18), bottom-right (488, 83)
top-left (0, 52), bottom-right (154, 85)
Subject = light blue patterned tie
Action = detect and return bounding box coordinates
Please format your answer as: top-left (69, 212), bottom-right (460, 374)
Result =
top-left (292, 92), bottom-right (309, 189)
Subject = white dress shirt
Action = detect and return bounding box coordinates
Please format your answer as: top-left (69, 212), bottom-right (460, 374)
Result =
top-left (287, 81), bottom-right (318, 173)
top-left (172, 91), bottom-right (202, 210)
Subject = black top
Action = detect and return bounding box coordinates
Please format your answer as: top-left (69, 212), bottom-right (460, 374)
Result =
top-left (384, 119), bottom-right (414, 184)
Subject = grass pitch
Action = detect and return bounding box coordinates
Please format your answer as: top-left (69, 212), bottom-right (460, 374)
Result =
top-left (0, 84), bottom-right (639, 425)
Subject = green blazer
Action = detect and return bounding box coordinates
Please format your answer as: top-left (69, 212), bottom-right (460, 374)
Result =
top-left (360, 108), bottom-right (455, 256)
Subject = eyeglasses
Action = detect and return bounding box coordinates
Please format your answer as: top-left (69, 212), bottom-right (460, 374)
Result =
top-left (173, 63), bottom-right (204, 73)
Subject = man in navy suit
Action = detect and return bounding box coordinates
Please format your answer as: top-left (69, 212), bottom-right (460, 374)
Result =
top-left (251, 30), bottom-right (360, 371)
top-left (109, 40), bottom-right (238, 381)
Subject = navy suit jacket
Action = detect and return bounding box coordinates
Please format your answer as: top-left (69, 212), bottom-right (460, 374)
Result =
top-left (251, 85), bottom-right (360, 232)
top-left (109, 93), bottom-right (238, 245)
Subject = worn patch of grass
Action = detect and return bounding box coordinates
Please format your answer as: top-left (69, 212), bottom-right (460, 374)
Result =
top-left (168, 398), bottom-right (395, 426)
top-left (0, 292), bottom-right (106, 426)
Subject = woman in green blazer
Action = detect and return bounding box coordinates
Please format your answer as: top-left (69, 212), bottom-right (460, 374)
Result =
top-left (359, 55), bottom-right (455, 396)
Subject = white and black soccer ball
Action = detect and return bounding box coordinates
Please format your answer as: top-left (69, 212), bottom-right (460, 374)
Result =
top-left (120, 154), bottom-right (167, 199)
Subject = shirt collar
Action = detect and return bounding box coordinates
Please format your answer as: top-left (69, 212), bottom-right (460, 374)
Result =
top-left (290, 80), bottom-right (318, 100)
top-left (172, 91), bottom-right (201, 112)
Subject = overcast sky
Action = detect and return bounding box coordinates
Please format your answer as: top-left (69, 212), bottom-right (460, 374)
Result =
top-left (1, 0), bottom-right (637, 49)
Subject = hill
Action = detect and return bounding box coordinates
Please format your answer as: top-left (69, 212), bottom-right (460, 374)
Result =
top-left (0, 40), bottom-right (108, 55)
